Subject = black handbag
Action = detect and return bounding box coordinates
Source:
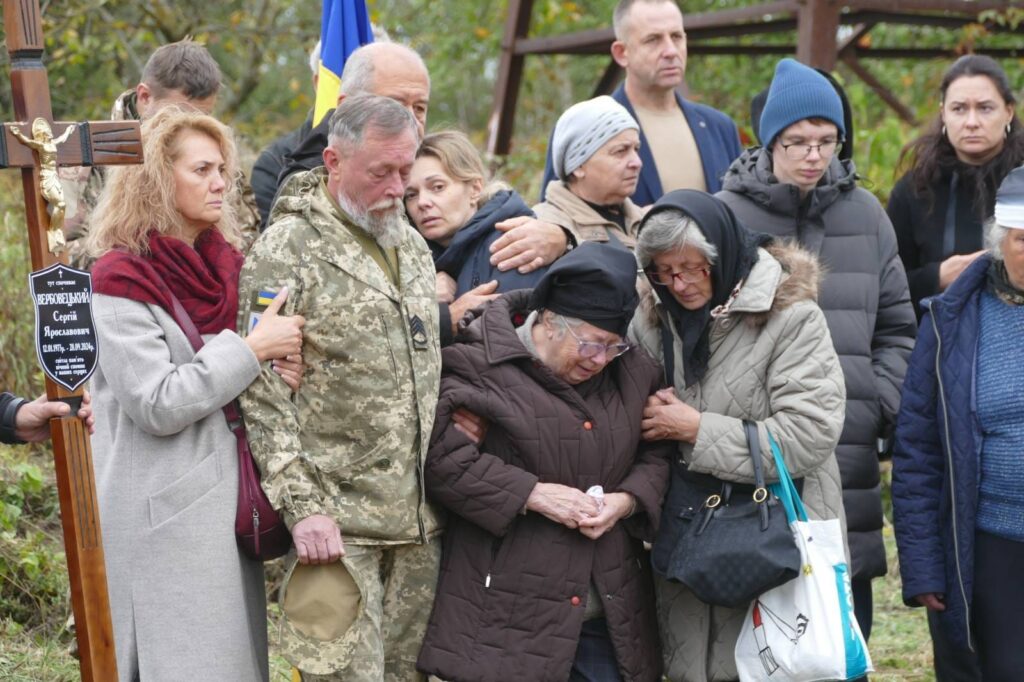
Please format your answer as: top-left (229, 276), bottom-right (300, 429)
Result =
top-left (662, 420), bottom-right (800, 608)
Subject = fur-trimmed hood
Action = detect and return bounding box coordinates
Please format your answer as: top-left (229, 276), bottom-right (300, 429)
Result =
top-left (639, 241), bottom-right (822, 330)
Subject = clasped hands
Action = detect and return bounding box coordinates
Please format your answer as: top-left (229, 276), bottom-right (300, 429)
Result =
top-left (641, 387), bottom-right (701, 443)
top-left (527, 482), bottom-right (634, 540)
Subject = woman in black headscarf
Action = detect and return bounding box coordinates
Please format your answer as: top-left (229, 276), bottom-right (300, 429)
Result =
top-left (628, 190), bottom-right (848, 682)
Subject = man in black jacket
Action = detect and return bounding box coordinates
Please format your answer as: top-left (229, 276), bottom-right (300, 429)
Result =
top-left (1, 391), bottom-right (94, 444)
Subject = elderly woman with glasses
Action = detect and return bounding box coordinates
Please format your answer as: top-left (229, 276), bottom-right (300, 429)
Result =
top-left (717, 58), bottom-right (916, 642)
top-left (629, 189), bottom-right (847, 682)
top-left (417, 242), bottom-right (672, 682)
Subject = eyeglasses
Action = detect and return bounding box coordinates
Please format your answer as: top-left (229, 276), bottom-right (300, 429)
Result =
top-left (562, 317), bottom-right (631, 360)
top-left (777, 139), bottom-right (842, 161)
top-left (646, 265), bottom-right (711, 286)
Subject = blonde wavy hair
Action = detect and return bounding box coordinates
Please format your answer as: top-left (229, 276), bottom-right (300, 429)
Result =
top-left (85, 106), bottom-right (241, 257)
top-left (416, 130), bottom-right (510, 205)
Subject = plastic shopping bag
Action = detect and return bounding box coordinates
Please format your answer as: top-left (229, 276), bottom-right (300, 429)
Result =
top-left (735, 433), bottom-right (872, 681)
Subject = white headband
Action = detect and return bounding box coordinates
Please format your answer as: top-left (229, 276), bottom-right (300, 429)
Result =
top-left (994, 203), bottom-right (1024, 230)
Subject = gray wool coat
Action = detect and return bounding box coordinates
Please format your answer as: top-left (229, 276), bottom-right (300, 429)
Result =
top-left (718, 148), bottom-right (916, 581)
top-left (90, 293), bottom-right (269, 682)
top-left (630, 245), bottom-right (847, 682)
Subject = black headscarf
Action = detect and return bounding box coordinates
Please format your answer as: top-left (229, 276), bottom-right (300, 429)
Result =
top-left (637, 189), bottom-right (772, 387)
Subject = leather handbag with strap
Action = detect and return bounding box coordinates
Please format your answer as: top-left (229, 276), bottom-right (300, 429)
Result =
top-left (662, 420), bottom-right (801, 608)
top-left (167, 293), bottom-right (292, 561)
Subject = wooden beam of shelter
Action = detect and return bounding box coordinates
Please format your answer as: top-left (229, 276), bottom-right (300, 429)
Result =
top-left (592, 60), bottom-right (624, 99)
top-left (841, 53), bottom-right (918, 124)
top-left (488, 0), bottom-right (534, 155)
top-left (846, 10), bottom-right (1023, 31)
top-left (1, 1), bottom-right (143, 679)
top-left (489, 0), bottom-right (1023, 155)
top-left (796, 0), bottom-right (842, 71)
top-left (837, 23), bottom-right (876, 56)
top-left (844, 0), bottom-right (1015, 12)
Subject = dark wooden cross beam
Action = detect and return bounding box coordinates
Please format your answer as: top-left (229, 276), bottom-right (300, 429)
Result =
top-left (2, 1), bottom-right (143, 679)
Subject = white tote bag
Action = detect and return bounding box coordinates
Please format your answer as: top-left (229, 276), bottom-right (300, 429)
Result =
top-left (735, 434), bottom-right (872, 682)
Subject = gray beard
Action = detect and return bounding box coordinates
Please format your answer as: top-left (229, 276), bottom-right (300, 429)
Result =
top-left (335, 191), bottom-right (405, 249)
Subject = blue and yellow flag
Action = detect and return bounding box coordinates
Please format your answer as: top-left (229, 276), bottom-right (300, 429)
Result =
top-left (313, 0), bottom-right (374, 125)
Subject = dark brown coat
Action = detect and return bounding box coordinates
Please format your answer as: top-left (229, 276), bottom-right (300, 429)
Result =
top-left (416, 291), bottom-right (671, 682)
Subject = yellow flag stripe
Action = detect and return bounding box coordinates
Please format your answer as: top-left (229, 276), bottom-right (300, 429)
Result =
top-left (314, 65), bottom-right (343, 126)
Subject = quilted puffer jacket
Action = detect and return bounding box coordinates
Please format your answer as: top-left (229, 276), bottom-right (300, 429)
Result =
top-left (417, 290), bottom-right (672, 682)
top-left (629, 243), bottom-right (847, 682)
top-left (718, 148), bottom-right (916, 582)
top-left (892, 254), bottom-right (994, 652)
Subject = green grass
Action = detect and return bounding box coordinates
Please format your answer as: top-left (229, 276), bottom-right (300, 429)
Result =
top-left (1, 531), bottom-right (939, 681)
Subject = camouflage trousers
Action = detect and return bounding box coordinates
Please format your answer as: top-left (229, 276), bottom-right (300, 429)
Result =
top-left (283, 540), bottom-right (441, 681)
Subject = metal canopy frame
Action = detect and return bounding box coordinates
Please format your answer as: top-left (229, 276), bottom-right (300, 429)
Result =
top-left (487, 0), bottom-right (1023, 155)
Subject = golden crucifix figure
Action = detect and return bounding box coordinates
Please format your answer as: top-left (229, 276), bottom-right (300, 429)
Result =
top-left (10, 117), bottom-right (77, 254)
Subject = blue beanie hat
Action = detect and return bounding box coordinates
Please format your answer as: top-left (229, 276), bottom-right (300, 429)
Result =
top-left (759, 58), bottom-right (845, 147)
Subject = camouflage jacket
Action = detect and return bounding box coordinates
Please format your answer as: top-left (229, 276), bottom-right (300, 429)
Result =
top-left (64, 89), bottom-right (261, 268)
top-left (237, 168), bottom-right (442, 545)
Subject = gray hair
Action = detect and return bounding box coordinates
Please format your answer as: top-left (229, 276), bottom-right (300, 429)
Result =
top-left (339, 42), bottom-right (427, 97)
top-left (613, 0), bottom-right (681, 41)
top-left (327, 94), bottom-right (417, 155)
top-left (538, 310), bottom-right (584, 339)
top-left (635, 209), bottom-right (718, 268)
top-left (309, 40), bottom-right (321, 76)
top-left (986, 218), bottom-right (1013, 261)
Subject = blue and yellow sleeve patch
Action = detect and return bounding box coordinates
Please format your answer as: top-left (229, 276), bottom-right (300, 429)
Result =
top-left (255, 289), bottom-right (277, 308)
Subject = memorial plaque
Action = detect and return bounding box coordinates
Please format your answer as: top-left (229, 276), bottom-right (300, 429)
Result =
top-left (30, 262), bottom-right (98, 391)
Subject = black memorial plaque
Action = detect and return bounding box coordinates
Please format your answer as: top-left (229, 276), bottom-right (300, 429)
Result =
top-left (30, 262), bottom-right (98, 391)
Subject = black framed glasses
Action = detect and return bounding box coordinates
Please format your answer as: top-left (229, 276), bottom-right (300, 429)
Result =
top-left (777, 138), bottom-right (842, 161)
top-left (646, 265), bottom-right (711, 286)
top-left (562, 317), bottom-right (631, 360)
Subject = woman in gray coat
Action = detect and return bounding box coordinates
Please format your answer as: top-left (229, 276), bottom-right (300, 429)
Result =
top-left (84, 108), bottom-right (305, 681)
top-left (630, 190), bottom-right (847, 682)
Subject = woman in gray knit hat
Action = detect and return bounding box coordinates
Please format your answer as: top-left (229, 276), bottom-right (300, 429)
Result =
top-left (533, 96), bottom-right (647, 250)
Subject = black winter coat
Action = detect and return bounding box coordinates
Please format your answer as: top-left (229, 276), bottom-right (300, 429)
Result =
top-left (887, 169), bottom-right (988, 316)
top-left (252, 113), bottom-right (313, 231)
top-left (417, 291), bottom-right (671, 682)
top-left (718, 148), bottom-right (917, 581)
top-left (429, 190), bottom-right (546, 297)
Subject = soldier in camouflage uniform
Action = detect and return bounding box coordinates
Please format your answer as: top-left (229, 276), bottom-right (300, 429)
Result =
top-left (238, 95), bottom-right (442, 682)
top-left (64, 39), bottom-right (260, 268)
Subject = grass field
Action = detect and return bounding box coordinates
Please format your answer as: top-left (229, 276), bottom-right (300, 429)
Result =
top-left (0, 465), bottom-right (938, 681)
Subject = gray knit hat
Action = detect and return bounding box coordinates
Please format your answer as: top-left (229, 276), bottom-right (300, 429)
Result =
top-left (759, 58), bottom-right (845, 147)
top-left (551, 96), bottom-right (639, 180)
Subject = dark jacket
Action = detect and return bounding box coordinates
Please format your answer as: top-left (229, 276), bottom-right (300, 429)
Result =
top-left (718, 147), bottom-right (917, 581)
top-left (888, 169), bottom-right (991, 316)
top-left (417, 290), bottom-right (671, 682)
top-left (892, 254), bottom-right (994, 652)
top-left (252, 113), bottom-right (313, 231)
top-left (277, 110), bottom-right (332, 190)
top-left (0, 392), bottom-right (27, 444)
top-left (540, 85), bottom-right (742, 206)
top-left (430, 189), bottom-right (546, 297)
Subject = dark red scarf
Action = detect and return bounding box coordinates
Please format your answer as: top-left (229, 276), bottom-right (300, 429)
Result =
top-left (92, 230), bottom-right (243, 334)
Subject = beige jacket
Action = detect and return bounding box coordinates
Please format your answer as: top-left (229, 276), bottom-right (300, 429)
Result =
top-left (629, 243), bottom-right (848, 682)
top-left (534, 180), bottom-right (646, 250)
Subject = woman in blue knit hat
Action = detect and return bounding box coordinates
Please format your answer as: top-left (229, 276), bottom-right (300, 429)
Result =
top-left (717, 58), bottom-right (917, 646)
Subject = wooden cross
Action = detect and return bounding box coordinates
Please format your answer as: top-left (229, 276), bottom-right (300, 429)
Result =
top-left (2, 1), bottom-right (143, 679)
